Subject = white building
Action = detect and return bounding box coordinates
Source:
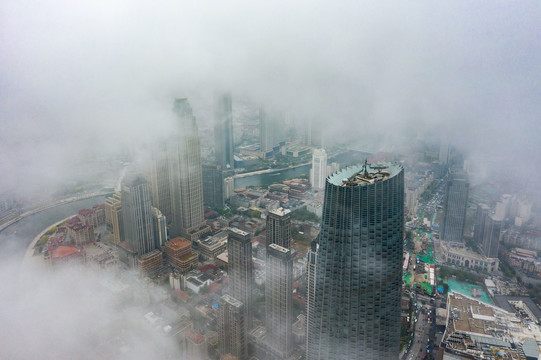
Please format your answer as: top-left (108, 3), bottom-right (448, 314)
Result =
top-left (310, 148), bottom-right (327, 190)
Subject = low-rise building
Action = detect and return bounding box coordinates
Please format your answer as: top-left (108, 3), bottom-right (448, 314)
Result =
top-left (440, 242), bottom-right (499, 273)
top-left (137, 249), bottom-right (163, 275)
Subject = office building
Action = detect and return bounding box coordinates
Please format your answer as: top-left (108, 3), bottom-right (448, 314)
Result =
top-left (105, 192), bottom-right (123, 244)
top-left (227, 228), bottom-right (253, 330)
top-left (147, 142), bottom-right (173, 222)
top-left (151, 206), bottom-right (167, 249)
top-left (214, 93), bottom-right (235, 170)
top-left (266, 208), bottom-right (291, 249)
top-left (310, 148), bottom-right (327, 190)
top-left (265, 243), bottom-right (293, 359)
top-left (121, 174), bottom-right (155, 256)
top-left (202, 163), bottom-right (224, 209)
top-left (168, 98), bottom-right (209, 240)
top-left (305, 241), bottom-right (318, 359)
top-left (441, 170), bottom-right (469, 243)
top-left (482, 214), bottom-right (503, 258)
top-left (164, 237), bottom-right (198, 272)
top-left (474, 203), bottom-right (490, 246)
top-left (218, 294), bottom-right (248, 360)
top-left (137, 249), bottom-right (163, 275)
top-left (224, 176), bottom-right (234, 201)
top-left (307, 162), bottom-right (404, 359)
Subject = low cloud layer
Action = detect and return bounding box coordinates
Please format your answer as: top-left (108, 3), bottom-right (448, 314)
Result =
top-left (1, 1), bottom-right (540, 195)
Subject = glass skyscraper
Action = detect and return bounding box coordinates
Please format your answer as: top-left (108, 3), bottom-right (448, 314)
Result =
top-left (306, 162), bottom-right (404, 360)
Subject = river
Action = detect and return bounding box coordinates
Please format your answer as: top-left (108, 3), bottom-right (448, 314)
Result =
top-left (233, 149), bottom-right (372, 188)
top-left (0, 195), bottom-right (108, 264)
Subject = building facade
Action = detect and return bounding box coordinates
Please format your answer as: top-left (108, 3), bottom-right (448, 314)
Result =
top-left (482, 214), bottom-right (503, 258)
top-left (168, 98), bottom-right (209, 239)
top-left (265, 243), bottom-right (293, 359)
top-left (147, 142), bottom-right (173, 222)
top-left (218, 294), bottom-right (248, 360)
top-left (121, 175), bottom-right (155, 256)
top-left (105, 193), bottom-right (123, 244)
top-left (202, 163), bottom-right (224, 209)
top-left (266, 208), bottom-right (291, 249)
top-left (228, 227), bottom-right (253, 331)
top-left (310, 148), bottom-right (328, 190)
top-left (306, 162), bottom-right (404, 360)
top-left (214, 93), bottom-right (235, 170)
top-left (441, 170), bottom-right (469, 243)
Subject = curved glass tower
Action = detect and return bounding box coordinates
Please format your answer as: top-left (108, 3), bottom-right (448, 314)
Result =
top-left (307, 162), bottom-right (404, 360)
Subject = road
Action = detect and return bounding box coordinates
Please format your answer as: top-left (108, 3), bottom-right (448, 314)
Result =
top-left (402, 293), bottom-right (436, 360)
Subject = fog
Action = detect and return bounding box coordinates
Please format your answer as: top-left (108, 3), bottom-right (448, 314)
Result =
top-left (1, 1), bottom-right (541, 358)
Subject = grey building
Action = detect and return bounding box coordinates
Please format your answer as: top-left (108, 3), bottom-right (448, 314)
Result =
top-left (441, 170), bottom-right (469, 243)
top-left (121, 174), bottom-right (154, 256)
top-left (482, 214), bottom-right (502, 258)
top-left (218, 294), bottom-right (248, 360)
top-left (228, 227), bottom-right (254, 330)
top-left (202, 163), bottom-right (224, 209)
top-left (147, 142), bottom-right (172, 222)
top-left (168, 98), bottom-right (208, 239)
top-left (266, 208), bottom-right (291, 249)
top-left (265, 243), bottom-right (293, 359)
top-left (305, 240), bottom-right (318, 359)
top-left (151, 206), bottom-right (167, 249)
top-left (306, 162), bottom-right (404, 360)
top-left (474, 203), bottom-right (490, 246)
top-left (214, 93), bottom-right (235, 170)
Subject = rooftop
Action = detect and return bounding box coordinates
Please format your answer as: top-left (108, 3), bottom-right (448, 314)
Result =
top-left (328, 162), bottom-right (402, 187)
top-left (269, 207), bottom-right (291, 217)
top-left (165, 237), bottom-right (191, 250)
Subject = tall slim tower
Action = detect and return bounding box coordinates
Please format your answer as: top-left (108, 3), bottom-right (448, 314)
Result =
top-left (482, 214), bottom-right (502, 258)
top-left (147, 142), bottom-right (172, 222)
top-left (307, 162), bottom-right (404, 360)
top-left (474, 203), bottom-right (490, 246)
top-left (265, 243), bottom-right (293, 359)
top-left (305, 240), bottom-right (318, 359)
top-left (441, 170), bottom-right (469, 243)
top-left (218, 294), bottom-right (248, 360)
top-left (228, 227), bottom-right (253, 330)
top-left (310, 148), bottom-right (328, 190)
top-left (168, 98), bottom-right (207, 238)
top-left (202, 163), bottom-right (224, 209)
top-left (214, 93), bottom-right (235, 170)
top-left (259, 108), bottom-right (274, 158)
top-left (266, 208), bottom-right (291, 249)
top-left (121, 174), bottom-right (154, 255)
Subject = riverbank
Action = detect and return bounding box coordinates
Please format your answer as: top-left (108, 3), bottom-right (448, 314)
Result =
top-left (233, 162), bottom-right (311, 179)
top-left (0, 191), bottom-right (111, 234)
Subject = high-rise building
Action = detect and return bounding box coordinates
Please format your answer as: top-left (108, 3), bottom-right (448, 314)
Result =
top-left (441, 170), bottom-right (469, 243)
top-left (482, 214), bottom-right (502, 258)
top-left (227, 227), bottom-right (253, 330)
top-left (121, 174), bottom-right (155, 256)
top-left (310, 148), bottom-right (328, 190)
top-left (306, 162), bottom-right (404, 359)
top-left (218, 294), bottom-right (248, 360)
top-left (147, 142), bottom-right (173, 222)
top-left (168, 98), bottom-right (209, 240)
top-left (214, 93), bottom-right (235, 170)
top-left (474, 203), bottom-right (490, 246)
top-left (223, 176), bottom-right (235, 201)
top-left (266, 208), bottom-right (291, 249)
top-left (105, 192), bottom-right (123, 244)
top-left (202, 163), bottom-right (224, 209)
top-left (305, 241), bottom-right (318, 359)
top-left (259, 108), bottom-right (274, 158)
top-left (151, 206), bottom-right (168, 249)
top-left (306, 119), bottom-right (324, 148)
top-left (265, 243), bottom-right (293, 359)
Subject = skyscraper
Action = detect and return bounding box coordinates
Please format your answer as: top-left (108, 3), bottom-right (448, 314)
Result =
top-left (266, 208), bottom-right (291, 249)
top-left (259, 108), bottom-right (274, 158)
top-left (168, 98), bottom-right (209, 240)
top-left (310, 148), bottom-right (328, 190)
top-left (214, 93), bottom-right (235, 170)
top-left (227, 227), bottom-right (253, 331)
top-left (441, 170), bottom-right (469, 243)
top-left (202, 163), bottom-right (224, 209)
top-left (265, 243), bottom-right (293, 359)
top-left (121, 174), bottom-right (154, 255)
top-left (105, 192), bottom-right (123, 244)
top-left (305, 240), bottom-right (318, 359)
top-left (147, 142), bottom-right (172, 222)
top-left (306, 162), bottom-right (404, 359)
top-left (218, 294), bottom-right (248, 360)
top-left (482, 214), bottom-right (502, 258)
top-left (474, 203), bottom-right (490, 246)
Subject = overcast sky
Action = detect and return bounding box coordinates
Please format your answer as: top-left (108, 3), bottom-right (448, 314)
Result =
top-left (1, 1), bottom-right (540, 195)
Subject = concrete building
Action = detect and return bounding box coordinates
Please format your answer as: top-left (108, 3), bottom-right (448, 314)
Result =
top-left (474, 203), bottom-right (490, 247)
top-left (151, 206), bottom-right (167, 249)
top-left (305, 240), bottom-right (319, 360)
top-left (307, 162), bottom-right (404, 359)
top-left (227, 228), bottom-right (253, 331)
top-left (197, 231), bottom-right (228, 260)
top-left (218, 294), bottom-right (248, 360)
top-left (168, 98), bottom-right (210, 240)
top-left (137, 249), bottom-right (163, 275)
top-left (202, 163), bottom-right (224, 209)
top-left (164, 237), bottom-right (198, 272)
top-left (440, 242), bottom-right (499, 273)
top-left (442, 170), bottom-right (469, 243)
top-left (147, 142), bottom-right (173, 222)
top-left (105, 192), bottom-right (123, 244)
top-left (184, 330), bottom-right (208, 360)
top-left (265, 243), bottom-right (293, 359)
top-left (121, 174), bottom-right (155, 256)
top-left (266, 208), bottom-right (291, 249)
top-left (482, 214), bottom-right (503, 258)
top-left (223, 176), bottom-right (234, 201)
top-left (310, 148), bottom-right (327, 190)
top-left (214, 93), bottom-right (235, 170)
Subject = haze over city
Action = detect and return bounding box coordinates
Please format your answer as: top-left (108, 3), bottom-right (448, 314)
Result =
top-left (1, 1), bottom-right (541, 360)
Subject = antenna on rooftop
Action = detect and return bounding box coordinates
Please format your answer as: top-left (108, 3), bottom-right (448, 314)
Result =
top-left (363, 159), bottom-right (369, 177)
